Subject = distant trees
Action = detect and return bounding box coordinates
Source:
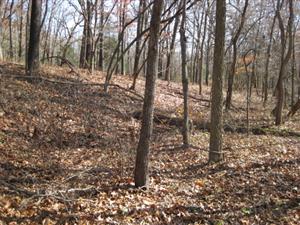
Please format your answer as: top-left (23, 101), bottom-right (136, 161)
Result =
top-left (79, 0), bottom-right (92, 69)
top-left (0, 0), bottom-right (299, 166)
top-left (27, 0), bottom-right (42, 76)
top-left (209, 0), bottom-right (226, 162)
top-left (130, 0), bottom-right (147, 90)
top-left (134, 0), bottom-right (164, 188)
top-left (225, 0), bottom-right (249, 110)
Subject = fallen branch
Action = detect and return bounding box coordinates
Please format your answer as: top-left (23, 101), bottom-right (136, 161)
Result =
top-left (132, 111), bottom-right (300, 138)
top-left (172, 90), bottom-right (211, 103)
top-left (0, 180), bottom-right (36, 197)
top-left (41, 56), bottom-right (80, 77)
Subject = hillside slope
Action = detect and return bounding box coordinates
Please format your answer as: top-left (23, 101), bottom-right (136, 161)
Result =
top-left (0, 62), bottom-right (299, 224)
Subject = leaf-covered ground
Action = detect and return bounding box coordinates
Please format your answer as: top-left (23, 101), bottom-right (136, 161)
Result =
top-left (0, 62), bottom-right (299, 224)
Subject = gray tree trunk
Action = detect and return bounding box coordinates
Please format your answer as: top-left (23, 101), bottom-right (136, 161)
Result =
top-left (18, 0), bottom-right (24, 60)
top-left (209, 0), bottom-right (226, 162)
top-left (27, 0), bottom-right (42, 76)
top-left (274, 0), bottom-right (293, 125)
top-left (134, 0), bottom-right (164, 188)
top-left (180, 0), bottom-right (189, 147)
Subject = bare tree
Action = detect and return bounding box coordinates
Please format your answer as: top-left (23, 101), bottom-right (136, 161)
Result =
top-left (225, 0), bottom-right (249, 110)
top-left (134, 0), bottom-right (164, 188)
top-left (263, 12), bottom-right (276, 106)
top-left (209, 0), bottom-right (226, 163)
top-left (274, 0), bottom-right (294, 125)
top-left (180, 0), bottom-right (189, 147)
top-left (164, 3), bottom-right (180, 82)
top-left (198, 0), bottom-right (209, 95)
top-left (0, 0), bottom-right (5, 60)
top-left (18, 0), bottom-right (24, 60)
top-left (131, 0), bottom-right (147, 89)
top-left (9, 0), bottom-right (14, 59)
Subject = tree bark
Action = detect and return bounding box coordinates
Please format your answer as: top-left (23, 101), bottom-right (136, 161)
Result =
top-left (18, 0), bottom-right (24, 60)
top-left (9, 0), bottom-right (14, 60)
top-left (134, 0), bottom-right (164, 188)
top-left (291, 28), bottom-right (296, 107)
top-left (179, 0), bottom-right (189, 147)
top-left (0, 0), bottom-right (3, 60)
top-left (198, 0), bottom-right (209, 95)
top-left (27, 0), bottom-right (42, 76)
top-left (274, 0), bottom-right (293, 125)
top-left (85, 0), bottom-right (92, 69)
top-left (263, 14), bottom-right (276, 106)
top-left (209, 0), bottom-right (226, 163)
top-left (25, 0), bottom-right (32, 69)
top-left (225, 0), bottom-right (249, 110)
top-left (97, 0), bottom-right (105, 70)
top-left (164, 7), bottom-right (180, 82)
top-left (205, 30), bottom-right (211, 86)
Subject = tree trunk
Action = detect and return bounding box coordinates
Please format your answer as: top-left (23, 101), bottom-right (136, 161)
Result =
top-left (158, 41), bottom-right (163, 79)
top-left (9, 0), bottom-right (14, 60)
top-left (274, 0), bottom-right (293, 125)
top-left (205, 31), bottom-right (211, 86)
top-left (134, 0), bottom-right (163, 188)
top-left (25, 0), bottom-right (32, 70)
top-left (42, 3), bottom-right (55, 63)
top-left (225, 0), bottom-right (249, 110)
top-left (164, 9), bottom-right (180, 82)
top-left (0, 0), bottom-right (4, 60)
top-left (263, 14), bottom-right (276, 106)
top-left (199, 0), bottom-right (208, 95)
top-left (85, 0), bottom-right (92, 69)
top-left (97, 0), bottom-right (105, 70)
top-left (27, 0), bottom-right (42, 76)
top-left (130, 1), bottom-right (146, 89)
top-left (79, 21), bottom-right (87, 68)
top-left (225, 43), bottom-right (237, 110)
top-left (180, 0), bottom-right (189, 147)
top-left (209, 0), bottom-right (226, 163)
top-left (79, 0), bottom-right (92, 69)
top-left (291, 29), bottom-right (296, 107)
top-left (120, 2), bottom-right (126, 75)
top-left (18, 0), bottom-right (24, 60)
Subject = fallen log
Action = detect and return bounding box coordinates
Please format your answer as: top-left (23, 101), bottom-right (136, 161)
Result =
top-left (132, 111), bottom-right (300, 138)
top-left (287, 99), bottom-right (300, 117)
top-left (172, 90), bottom-right (211, 103)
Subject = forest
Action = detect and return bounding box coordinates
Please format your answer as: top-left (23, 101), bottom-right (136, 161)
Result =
top-left (0, 0), bottom-right (299, 224)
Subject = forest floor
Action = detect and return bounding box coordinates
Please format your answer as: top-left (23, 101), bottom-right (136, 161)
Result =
top-left (0, 62), bottom-right (299, 225)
